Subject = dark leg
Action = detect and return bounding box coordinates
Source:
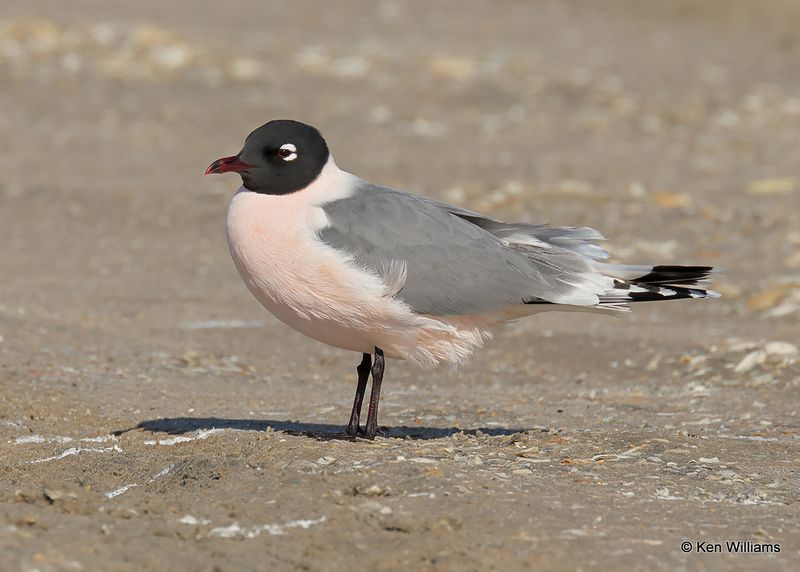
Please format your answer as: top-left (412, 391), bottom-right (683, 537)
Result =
top-left (363, 347), bottom-right (385, 439)
top-left (345, 353), bottom-right (372, 437)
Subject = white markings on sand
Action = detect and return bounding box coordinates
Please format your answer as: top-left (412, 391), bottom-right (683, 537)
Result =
top-left (103, 464), bottom-right (174, 499)
top-left (30, 444), bottom-right (123, 464)
top-left (207, 517), bottom-right (326, 539)
top-left (14, 433), bottom-right (118, 445)
top-left (15, 435), bottom-right (46, 444)
top-left (17, 434), bottom-right (122, 464)
top-left (106, 484), bottom-right (138, 498)
top-left (143, 428), bottom-right (225, 446)
top-left (80, 435), bottom-right (119, 443)
top-left (144, 435), bottom-right (193, 446)
top-left (407, 492), bottom-right (436, 498)
top-left (148, 464), bottom-right (174, 482)
top-left (179, 515), bottom-right (211, 525)
top-left (14, 435), bottom-right (73, 444)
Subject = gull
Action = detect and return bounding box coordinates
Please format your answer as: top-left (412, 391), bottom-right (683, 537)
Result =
top-left (206, 119), bottom-right (718, 438)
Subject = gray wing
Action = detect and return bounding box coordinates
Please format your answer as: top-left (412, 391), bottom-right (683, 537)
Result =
top-left (319, 179), bottom-right (611, 316)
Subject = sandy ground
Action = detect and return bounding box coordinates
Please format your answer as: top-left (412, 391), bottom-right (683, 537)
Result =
top-left (1, 1), bottom-right (799, 570)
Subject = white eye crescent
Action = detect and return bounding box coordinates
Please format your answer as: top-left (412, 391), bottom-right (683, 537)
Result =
top-left (277, 143), bottom-right (297, 161)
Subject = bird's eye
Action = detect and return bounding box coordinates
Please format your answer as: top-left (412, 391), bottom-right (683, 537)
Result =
top-left (277, 143), bottom-right (298, 161)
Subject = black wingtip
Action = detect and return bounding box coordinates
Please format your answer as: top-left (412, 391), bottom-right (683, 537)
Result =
top-left (634, 265), bottom-right (715, 286)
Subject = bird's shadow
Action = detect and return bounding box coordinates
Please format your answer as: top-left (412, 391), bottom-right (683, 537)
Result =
top-left (116, 417), bottom-right (528, 441)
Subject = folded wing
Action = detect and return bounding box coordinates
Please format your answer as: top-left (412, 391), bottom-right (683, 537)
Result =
top-left (318, 179), bottom-right (616, 316)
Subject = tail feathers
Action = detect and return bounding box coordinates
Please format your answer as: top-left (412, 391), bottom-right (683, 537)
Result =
top-left (598, 265), bottom-right (720, 310)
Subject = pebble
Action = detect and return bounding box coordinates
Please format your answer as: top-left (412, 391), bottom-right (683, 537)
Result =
top-left (651, 192), bottom-right (691, 209)
top-left (454, 454), bottom-right (483, 466)
top-left (359, 500), bottom-right (391, 514)
top-left (515, 446), bottom-right (540, 458)
top-left (552, 180), bottom-right (594, 196)
top-left (654, 487), bottom-right (682, 500)
top-left (746, 178), bottom-right (797, 195)
top-left (734, 350), bottom-right (766, 374)
top-left (765, 292), bottom-right (800, 317)
top-left (764, 341), bottom-right (798, 356)
top-left (747, 288), bottom-right (786, 311)
top-left (228, 58), bottom-right (261, 81)
top-left (152, 44), bottom-right (193, 70)
top-left (428, 55), bottom-right (477, 81)
top-left (331, 56), bottom-right (369, 79)
top-left (363, 485), bottom-right (390, 497)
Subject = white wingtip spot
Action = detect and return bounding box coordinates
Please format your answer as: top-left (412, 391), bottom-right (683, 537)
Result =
top-left (695, 289), bottom-right (721, 299)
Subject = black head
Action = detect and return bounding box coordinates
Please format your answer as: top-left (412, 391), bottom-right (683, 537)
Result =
top-left (206, 120), bottom-right (330, 195)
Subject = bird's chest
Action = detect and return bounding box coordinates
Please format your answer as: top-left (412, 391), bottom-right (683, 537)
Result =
top-left (226, 189), bottom-right (331, 313)
top-left (224, 186), bottom-right (407, 356)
